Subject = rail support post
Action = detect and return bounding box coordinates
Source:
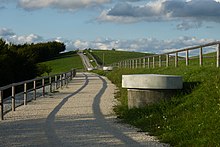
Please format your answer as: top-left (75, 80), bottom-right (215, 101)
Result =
top-left (42, 79), bottom-right (45, 97)
top-left (33, 80), bottom-right (36, 100)
top-left (148, 58), bottom-right (150, 68)
top-left (60, 75), bottom-right (62, 89)
top-left (12, 86), bottom-right (15, 111)
top-left (153, 57), bottom-right (155, 68)
top-left (166, 54), bottom-right (169, 67)
top-left (186, 50), bottom-right (189, 66)
top-left (49, 77), bottom-right (52, 93)
top-left (24, 83), bottom-right (27, 105)
top-left (200, 47), bottom-right (203, 67)
top-left (143, 58), bottom-right (146, 68)
top-left (159, 55), bottom-right (162, 67)
top-left (55, 76), bottom-right (58, 89)
top-left (175, 52), bottom-right (178, 67)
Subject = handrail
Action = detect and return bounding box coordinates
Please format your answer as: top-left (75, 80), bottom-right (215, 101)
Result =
top-left (112, 41), bottom-right (220, 68)
top-left (0, 69), bottom-right (76, 120)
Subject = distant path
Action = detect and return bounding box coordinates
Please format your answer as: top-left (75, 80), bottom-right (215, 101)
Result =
top-left (78, 52), bottom-right (94, 70)
top-left (0, 72), bottom-right (167, 147)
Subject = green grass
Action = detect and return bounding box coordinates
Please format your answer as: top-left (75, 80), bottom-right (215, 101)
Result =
top-left (89, 49), bottom-right (152, 65)
top-left (40, 51), bottom-right (84, 75)
top-left (94, 61), bottom-right (220, 146)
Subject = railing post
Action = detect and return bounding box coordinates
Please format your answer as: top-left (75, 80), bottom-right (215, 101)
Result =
top-left (139, 58), bottom-right (142, 68)
top-left (12, 85), bottom-right (15, 111)
top-left (65, 73), bottom-right (68, 88)
top-left (153, 56), bottom-right (155, 68)
top-left (143, 58), bottom-right (146, 68)
top-left (159, 55), bottom-right (162, 67)
top-left (217, 44), bottom-right (220, 67)
top-left (63, 74), bottom-right (65, 87)
top-left (24, 83), bottom-right (27, 105)
top-left (33, 80), bottom-right (36, 100)
top-left (42, 78), bottom-right (45, 97)
top-left (49, 77), bottom-right (52, 93)
top-left (55, 75), bottom-right (58, 89)
top-left (135, 59), bottom-right (138, 68)
top-left (70, 71), bottom-right (73, 81)
top-left (166, 54), bottom-right (169, 67)
top-left (60, 75), bottom-right (62, 89)
top-left (186, 50), bottom-right (189, 66)
top-left (148, 58), bottom-right (150, 68)
top-left (200, 47), bottom-right (203, 66)
top-left (62, 74), bottom-right (65, 86)
top-left (134, 60), bottom-right (136, 68)
top-left (0, 90), bottom-right (3, 120)
top-left (132, 60), bottom-right (135, 69)
top-left (175, 52), bottom-right (178, 67)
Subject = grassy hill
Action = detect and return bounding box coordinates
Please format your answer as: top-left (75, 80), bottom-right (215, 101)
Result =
top-left (86, 49), bottom-right (152, 66)
top-left (93, 50), bottom-right (220, 146)
top-left (39, 51), bottom-right (84, 75)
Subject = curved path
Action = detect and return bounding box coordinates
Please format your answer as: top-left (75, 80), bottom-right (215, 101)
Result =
top-left (0, 72), bottom-right (167, 147)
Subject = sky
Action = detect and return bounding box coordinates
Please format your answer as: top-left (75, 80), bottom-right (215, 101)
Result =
top-left (0, 0), bottom-right (220, 54)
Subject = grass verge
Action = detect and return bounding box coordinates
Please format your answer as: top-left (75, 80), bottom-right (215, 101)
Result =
top-left (95, 65), bottom-right (220, 146)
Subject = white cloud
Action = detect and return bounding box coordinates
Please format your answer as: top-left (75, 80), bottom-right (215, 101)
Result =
top-left (18, 0), bottom-right (110, 11)
top-left (69, 36), bottom-right (216, 54)
top-left (0, 28), bottom-right (15, 36)
top-left (0, 28), bottom-right (44, 44)
top-left (98, 0), bottom-right (220, 29)
top-left (8, 34), bottom-right (43, 44)
top-left (0, 27), bottom-right (217, 54)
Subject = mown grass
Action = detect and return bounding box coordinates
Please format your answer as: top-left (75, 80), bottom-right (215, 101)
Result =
top-left (40, 51), bottom-right (84, 75)
top-left (89, 49), bottom-right (152, 65)
top-left (94, 57), bottom-right (220, 146)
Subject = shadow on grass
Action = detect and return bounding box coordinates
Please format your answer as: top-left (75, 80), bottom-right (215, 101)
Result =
top-left (181, 81), bottom-right (201, 95)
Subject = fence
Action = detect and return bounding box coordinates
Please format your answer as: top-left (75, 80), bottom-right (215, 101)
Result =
top-left (0, 69), bottom-right (76, 120)
top-left (111, 41), bottom-right (220, 68)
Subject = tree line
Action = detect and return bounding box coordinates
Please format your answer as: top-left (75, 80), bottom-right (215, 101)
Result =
top-left (0, 38), bottom-right (66, 87)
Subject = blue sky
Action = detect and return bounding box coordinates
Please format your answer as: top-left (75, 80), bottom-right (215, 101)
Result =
top-left (0, 0), bottom-right (220, 53)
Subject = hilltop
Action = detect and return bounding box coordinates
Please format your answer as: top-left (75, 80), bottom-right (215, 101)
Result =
top-left (84, 49), bottom-right (152, 66)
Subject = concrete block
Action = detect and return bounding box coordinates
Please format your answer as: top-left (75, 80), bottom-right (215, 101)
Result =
top-left (122, 74), bottom-right (183, 89)
top-left (128, 89), bottom-right (178, 109)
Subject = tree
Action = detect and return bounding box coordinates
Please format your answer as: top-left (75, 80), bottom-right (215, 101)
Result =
top-left (0, 38), bottom-right (66, 86)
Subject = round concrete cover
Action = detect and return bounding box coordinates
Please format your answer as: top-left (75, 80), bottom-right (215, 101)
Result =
top-left (122, 74), bottom-right (183, 89)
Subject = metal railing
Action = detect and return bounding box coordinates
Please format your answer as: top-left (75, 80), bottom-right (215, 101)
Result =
top-left (111, 41), bottom-right (220, 68)
top-left (0, 69), bottom-right (76, 120)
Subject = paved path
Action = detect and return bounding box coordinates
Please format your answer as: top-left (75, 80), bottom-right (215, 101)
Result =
top-left (78, 52), bottom-right (94, 70)
top-left (0, 72), bottom-right (167, 147)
